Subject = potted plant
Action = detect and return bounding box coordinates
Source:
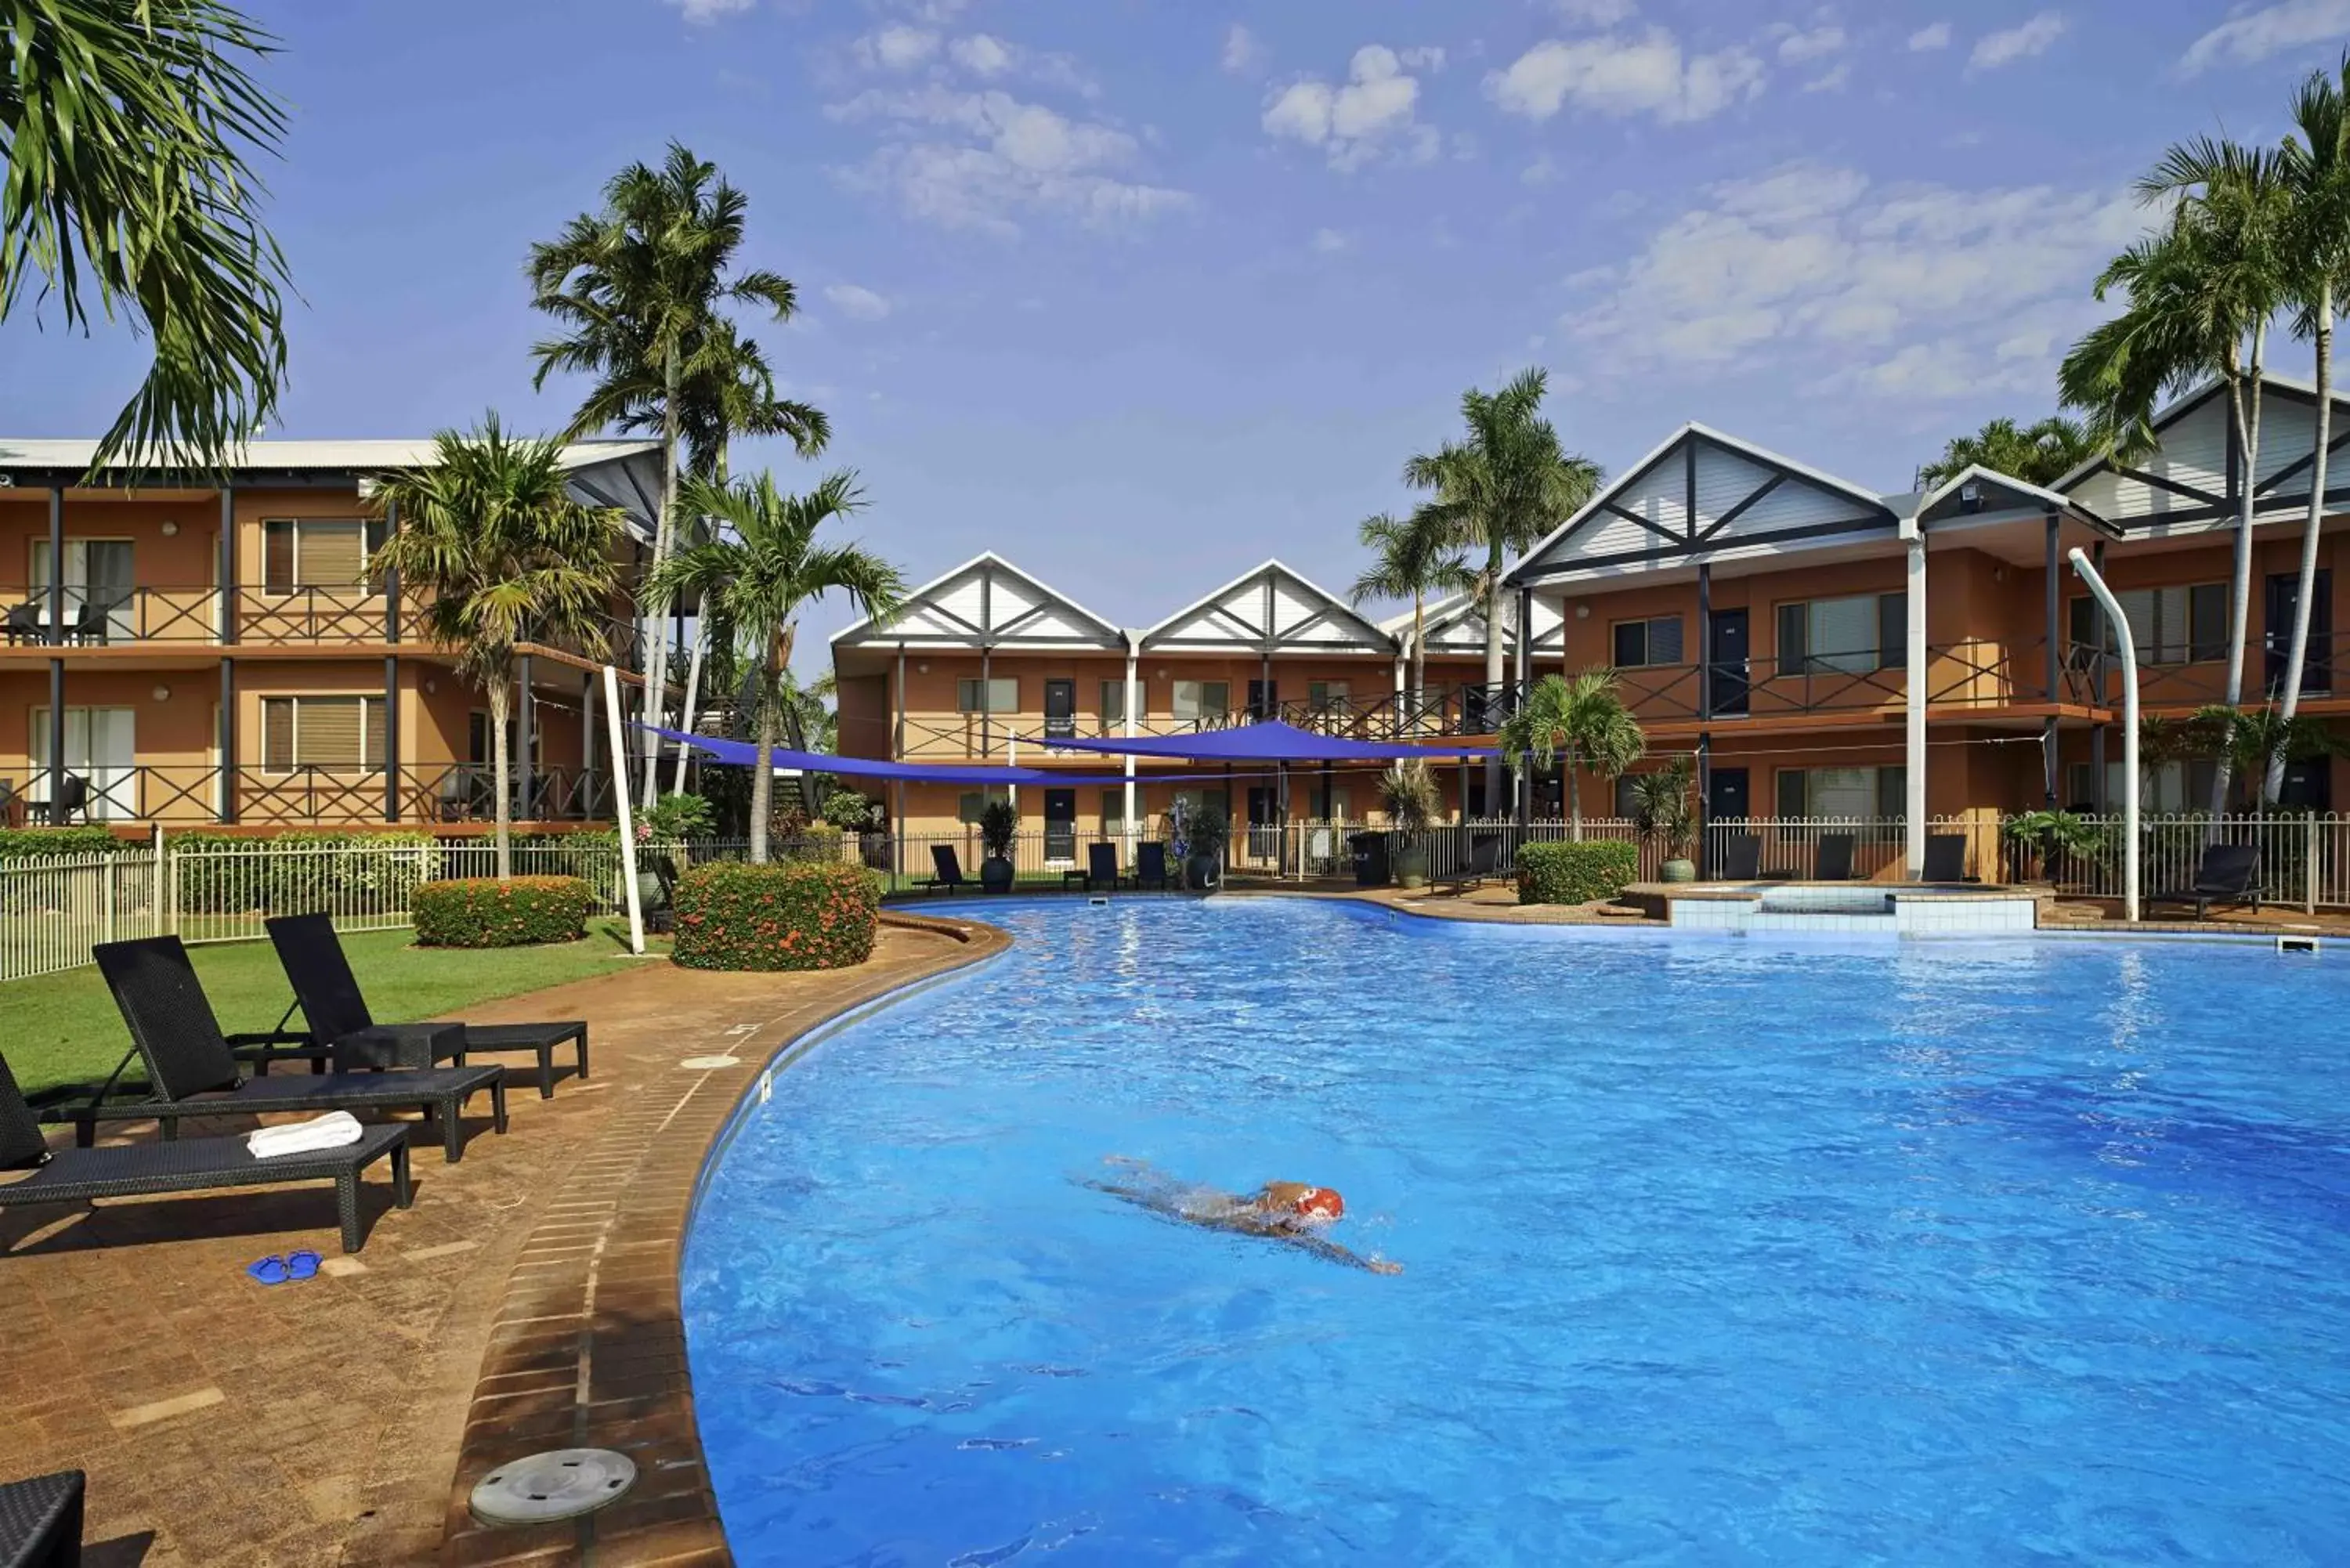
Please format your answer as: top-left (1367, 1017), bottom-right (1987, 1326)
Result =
top-left (978, 799), bottom-right (1019, 892)
top-left (1184, 800), bottom-right (1230, 891)
top-left (2001, 808), bottom-right (2107, 887)
top-left (1629, 757), bottom-right (1697, 883)
top-left (1379, 759), bottom-right (1440, 890)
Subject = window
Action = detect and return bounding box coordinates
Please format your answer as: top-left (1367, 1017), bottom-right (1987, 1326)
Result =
top-left (2069, 584), bottom-right (2226, 666)
top-left (468, 711), bottom-right (490, 768)
top-left (1101, 789), bottom-right (1126, 833)
top-left (261, 695), bottom-right (385, 772)
top-left (1614, 775), bottom-right (1641, 818)
top-left (1173, 680), bottom-right (1229, 722)
top-left (1099, 680), bottom-right (1126, 724)
top-left (956, 786), bottom-right (1010, 825)
top-left (956, 677), bottom-right (1018, 714)
top-left (1612, 616), bottom-right (1684, 667)
top-left (1775, 765), bottom-right (1905, 818)
top-left (2072, 759), bottom-right (2222, 813)
top-left (1307, 679), bottom-right (1350, 711)
top-left (1776, 594), bottom-right (1905, 676)
top-left (262, 518), bottom-right (385, 594)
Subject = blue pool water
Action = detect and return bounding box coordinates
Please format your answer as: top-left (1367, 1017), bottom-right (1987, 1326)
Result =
top-left (682, 900), bottom-right (2350, 1565)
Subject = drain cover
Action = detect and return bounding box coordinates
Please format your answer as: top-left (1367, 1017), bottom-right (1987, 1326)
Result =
top-left (469, 1448), bottom-right (637, 1526)
top-left (678, 1054), bottom-right (741, 1070)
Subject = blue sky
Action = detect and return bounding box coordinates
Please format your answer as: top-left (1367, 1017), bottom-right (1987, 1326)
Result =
top-left (4, 0), bottom-right (2347, 659)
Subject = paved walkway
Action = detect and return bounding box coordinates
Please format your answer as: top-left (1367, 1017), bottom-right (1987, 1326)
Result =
top-left (0, 916), bottom-right (1004, 1568)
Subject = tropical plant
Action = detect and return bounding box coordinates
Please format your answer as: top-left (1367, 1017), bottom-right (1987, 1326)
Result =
top-left (978, 798), bottom-right (1020, 861)
top-left (1404, 367), bottom-right (1603, 801)
top-left (2, 0), bottom-right (291, 472)
top-left (2001, 809), bottom-right (2110, 883)
top-left (643, 470), bottom-right (902, 864)
top-left (1348, 509), bottom-right (1474, 706)
top-left (2073, 132), bottom-right (2290, 818)
top-left (658, 316), bottom-right (829, 482)
top-left (822, 789), bottom-right (880, 831)
top-left (1628, 757), bottom-right (1697, 862)
top-left (643, 789), bottom-right (716, 840)
top-left (367, 417), bottom-right (623, 880)
top-left (1376, 759), bottom-right (1441, 850)
top-left (1918, 416), bottom-right (2102, 489)
top-left (2187, 703), bottom-right (2345, 804)
top-left (529, 142), bottom-right (810, 807)
top-left (1498, 669), bottom-right (1647, 840)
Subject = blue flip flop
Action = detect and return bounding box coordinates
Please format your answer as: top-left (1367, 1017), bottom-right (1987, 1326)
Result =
top-left (247, 1255), bottom-right (288, 1286)
top-left (286, 1250), bottom-right (321, 1282)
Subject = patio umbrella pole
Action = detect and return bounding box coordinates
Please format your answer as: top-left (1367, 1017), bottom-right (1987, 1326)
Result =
top-left (604, 664), bottom-right (646, 955)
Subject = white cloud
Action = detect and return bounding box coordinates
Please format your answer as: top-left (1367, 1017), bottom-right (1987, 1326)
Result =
top-left (1562, 160), bottom-right (2146, 405)
top-left (829, 85), bottom-right (1192, 236)
top-left (1397, 45), bottom-right (1448, 71)
top-left (1486, 28), bottom-right (1766, 125)
top-left (2181, 0), bottom-right (2350, 74)
top-left (1773, 23), bottom-right (1846, 63)
top-left (949, 33), bottom-right (1012, 75)
top-left (666, 0), bottom-right (752, 20)
top-left (823, 284), bottom-right (893, 320)
top-left (1554, 0), bottom-right (1637, 22)
top-left (1263, 44), bottom-right (1441, 171)
top-left (1907, 21), bottom-right (1953, 50)
top-left (1222, 22), bottom-right (1268, 76)
top-left (1311, 227), bottom-right (1350, 253)
top-left (857, 24), bottom-right (940, 70)
top-left (1969, 12), bottom-right (2067, 70)
top-left (1802, 61), bottom-right (1852, 93)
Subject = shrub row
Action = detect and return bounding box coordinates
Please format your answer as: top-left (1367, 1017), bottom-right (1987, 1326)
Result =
top-left (414, 876), bottom-right (592, 948)
top-left (0, 826), bottom-right (139, 860)
top-left (671, 860), bottom-right (879, 972)
top-left (172, 829), bottom-right (439, 912)
top-left (1517, 840), bottom-right (1641, 906)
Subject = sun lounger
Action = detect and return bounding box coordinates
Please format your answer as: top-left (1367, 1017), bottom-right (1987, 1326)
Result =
top-left (2149, 842), bottom-right (2262, 919)
top-left (1064, 842), bottom-right (1123, 894)
top-left (920, 845), bottom-right (970, 894)
top-left (1435, 834), bottom-right (1504, 892)
top-left (1714, 833), bottom-right (1762, 881)
top-left (65, 937), bottom-right (507, 1163)
top-left (1815, 833), bottom-right (1856, 881)
top-left (0, 1469), bottom-right (82, 1567)
top-left (0, 1053), bottom-right (411, 1255)
top-left (265, 913), bottom-right (587, 1099)
top-left (1135, 843), bottom-right (1171, 891)
top-left (1922, 833), bottom-right (1969, 882)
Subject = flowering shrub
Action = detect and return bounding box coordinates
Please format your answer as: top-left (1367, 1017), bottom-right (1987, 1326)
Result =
top-left (413, 876), bottom-right (592, 947)
top-left (671, 860), bottom-right (879, 972)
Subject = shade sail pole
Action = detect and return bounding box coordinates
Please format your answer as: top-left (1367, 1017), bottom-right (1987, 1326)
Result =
top-left (605, 664), bottom-right (645, 956)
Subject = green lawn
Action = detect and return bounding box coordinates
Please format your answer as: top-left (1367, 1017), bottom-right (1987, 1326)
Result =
top-left (2, 919), bottom-right (662, 1097)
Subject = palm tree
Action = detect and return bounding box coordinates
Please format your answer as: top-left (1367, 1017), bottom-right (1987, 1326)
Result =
top-left (645, 471), bottom-right (903, 863)
top-left (1918, 416), bottom-right (2102, 487)
top-left (2068, 135), bottom-right (2290, 815)
top-left (1347, 510), bottom-right (1473, 712)
top-left (2, 0), bottom-right (291, 471)
top-left (368, 417), bottom-right (624, 881)
top-left (529, 143), bottom-right (806, 809)
top-left (2266, 54), bottom-right (2350, 791)
top-left (1498, 670), bottom-right (1646, 840)
top-left (2188, 703), bottom-right (2344, 805)
top-left (1404, 367), bottom-right (1602, 804)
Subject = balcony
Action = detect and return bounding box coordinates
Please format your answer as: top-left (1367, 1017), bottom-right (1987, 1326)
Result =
top-left (4, 763), bottom-right (617, 829)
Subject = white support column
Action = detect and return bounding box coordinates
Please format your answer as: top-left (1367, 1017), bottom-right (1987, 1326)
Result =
top-left (671, 622), bottom-right (706, 795)
top-left (1904, 526), bottom-right (1929, 880)
top-left (603, 664), bottom-right (645, 955)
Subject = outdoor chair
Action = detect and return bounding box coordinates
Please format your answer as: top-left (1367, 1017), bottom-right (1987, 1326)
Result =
top-left (0, 1469), bottom-right (83, 1567)
top-left (0, 1051), bottom-right (412, 1255)
top-left (40, 775), bottom-right (84, 827)
top-left (2, 603), bottom-right (40, 647)
top-left (66, 936), bottom-right (507, 1162)
top-left (1135, 842), bottom-right (1171, 891)
top-left (920, 844), bottom-right (970, 894)
top-left (1065, 842), bottom-right (1123, 894)
top-left (265, 913), bottom-right (588, 1099)
top-left (1814, 833), bottom-right (1856, 882)
top-left (646, 853), bottom-right (680, 935)
top-left (2149, 843), bottom-right (2262, 919)
top-left (1436, 833), bottom-right (1504, 893)
top-left (1922, 834), bottom-right (1970, 883)
top-left (1714, 833), bottom-right (1762, 881)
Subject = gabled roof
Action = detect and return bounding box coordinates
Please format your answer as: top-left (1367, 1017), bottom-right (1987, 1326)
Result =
top-left (1139, 559), bottom-right (1397, 655)
top-left (1506, 423), bottom-right (1899, 587)
top-left (1914, 464), bottom-right (2120, 537)
top-left (1383, 589), bottom-right (1564, 656)
top-left (2056, 371), bottom-right (2350, 532)
top-left (832, 551), bottom-right (1125, 651)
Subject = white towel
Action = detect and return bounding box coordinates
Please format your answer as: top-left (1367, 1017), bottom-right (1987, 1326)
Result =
top-left (246, 1111), bottom-right (365, 1159)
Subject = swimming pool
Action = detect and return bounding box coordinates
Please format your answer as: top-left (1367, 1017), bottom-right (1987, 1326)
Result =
top-left (682, 899), bottom-right (2350, 1565)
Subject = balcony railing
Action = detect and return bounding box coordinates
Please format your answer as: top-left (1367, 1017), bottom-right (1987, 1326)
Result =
top-left (2, 763), bottom-right (618, 828)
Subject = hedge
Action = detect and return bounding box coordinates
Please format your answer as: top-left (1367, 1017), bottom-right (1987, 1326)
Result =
top-left (414, 876), bottom-right (592, 948)
top-left (171, 829), bottom-right (439, 913)
top-left (0, 826), bottom-right (138, 861)
top-left (1517, 840), bottom-right (1641, 905)
top-left (671, 860), bottom-right (879, 972)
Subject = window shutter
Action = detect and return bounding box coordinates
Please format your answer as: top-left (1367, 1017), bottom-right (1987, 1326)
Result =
top-left (1648, 616), bottom-right (1683, 665)
top-left (1099, 681), bottom-right (1124, 721)
top-left (1877, 593), bottom-right (1906, 670)
top-left (262, 699), bottom-right (295, 771)
top-left (364, 697), bottom-right (386, 771)
top-left (1809, 597), bottom-right (1875, 674)
top-left (2120, 589), bottom-right (2159, 666)
top-left (1776, 768), bottom-right (1806, 815)
top-left (264, 522), bottom-right (296, 594)
top-left (298, 522), bottom-right (365, 589)
top-left (1776, 603), bottom-right (1808, 677)
top-left (2068, 594), bottom-right (2099, 651)
top-left (300, 699), bottom-right (363, 768)
top-left (957, 678), bottom-right (982, 713)
top-left (2189, 583), bottom-right (2228, 663)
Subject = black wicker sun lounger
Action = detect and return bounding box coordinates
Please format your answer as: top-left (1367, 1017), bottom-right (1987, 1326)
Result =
top-left (2149, 842), bottom-right (2263, 919)
top-left (66, 937), bottom-right (508, 1163)
top-left (0, 1469), bottom-right (83, 1567)
top-left (1922, 833), bottom-right (1970, 882)
top-left (1135, 842), bottom-right (1172, 891)
top-left (920, 844), bottom-right (971, 894)
top-left (265, 913), bottom-right (588, 1099)
top-left (1064, 842), bottom-right (1124, 894)
top-left (1, 1053), bottom-right (412, 1255)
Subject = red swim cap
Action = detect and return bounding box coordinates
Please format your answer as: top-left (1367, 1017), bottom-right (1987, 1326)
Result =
top-left (1294, 1187), bottom-right (1344, 1219)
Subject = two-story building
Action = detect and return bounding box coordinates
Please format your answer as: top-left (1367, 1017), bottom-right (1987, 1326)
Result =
top-left (0, 438), bottom-right (665, 833)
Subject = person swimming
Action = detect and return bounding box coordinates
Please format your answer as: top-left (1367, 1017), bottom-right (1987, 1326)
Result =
top-left (1087, 1159), bottom-right (1403, 1274)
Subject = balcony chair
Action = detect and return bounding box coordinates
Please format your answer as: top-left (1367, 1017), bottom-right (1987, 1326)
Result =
top-left (2, 602), bottom-right (41, 646)
top-left (56, 937), bottom-right (508, 1164)
top-left (264, 913), bottom-right (587, 1100)
top-left (38, 775), bottom-right (85, 827)
top-left (2148, 843), bottom-right (2262, 920)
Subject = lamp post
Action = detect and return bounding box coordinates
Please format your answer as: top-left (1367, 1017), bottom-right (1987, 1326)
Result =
top-left (2067, 548), bottom-right (2137, 922)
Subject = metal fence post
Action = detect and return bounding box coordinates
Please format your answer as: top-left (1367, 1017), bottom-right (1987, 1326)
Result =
top-left (2308, 814), bottom-right (2319, 916)
top-left (150, 823), bottom-right (165, 940)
